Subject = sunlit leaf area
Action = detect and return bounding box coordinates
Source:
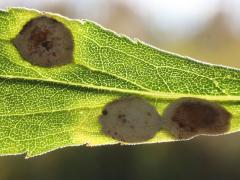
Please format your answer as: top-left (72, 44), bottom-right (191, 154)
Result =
top-left (0, 1), bottom-right (240, 180)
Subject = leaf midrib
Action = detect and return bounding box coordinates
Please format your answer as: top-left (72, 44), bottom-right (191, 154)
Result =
top-left (1, 74), bottom-right (240, 102)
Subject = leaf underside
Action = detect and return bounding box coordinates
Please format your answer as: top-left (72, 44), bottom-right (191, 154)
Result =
top-left (0, 8), bottom-right (240, 157)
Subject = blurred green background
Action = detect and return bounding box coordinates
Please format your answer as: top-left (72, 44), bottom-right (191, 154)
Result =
top-left (1, 0), bottom-right (240, 179)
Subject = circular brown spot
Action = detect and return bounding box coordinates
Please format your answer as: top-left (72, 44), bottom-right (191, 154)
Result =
top-left (99, 96), bottom-right (163, 143)
top-left (13, 16), bottom-right (74, 67)
top-left (163, 97), bottom-right (231, 139)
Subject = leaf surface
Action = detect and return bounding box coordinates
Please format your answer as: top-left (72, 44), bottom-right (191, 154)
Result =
top-left (0, 8), bottom-right (240, 157)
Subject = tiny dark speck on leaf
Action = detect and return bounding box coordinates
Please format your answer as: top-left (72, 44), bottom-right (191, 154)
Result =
top-left (118, 114), bottom-right (126, 119)
top-left (102, 110), bottom-right (108, 115)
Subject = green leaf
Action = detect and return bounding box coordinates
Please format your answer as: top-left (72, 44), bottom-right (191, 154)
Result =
top-left (0, 7), bottom-right (239, 157)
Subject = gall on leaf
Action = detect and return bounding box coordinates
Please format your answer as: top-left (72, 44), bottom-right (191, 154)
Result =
top-left (13, 16), bottom-right (74, 67)
top-left (163, 97), bottom-right (232, 139)
top-left (99, 96), bottom-right (162, 143)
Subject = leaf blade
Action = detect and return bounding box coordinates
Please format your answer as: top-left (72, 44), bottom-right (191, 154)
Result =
top-left (0, 7), bottom-right (239, 157)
